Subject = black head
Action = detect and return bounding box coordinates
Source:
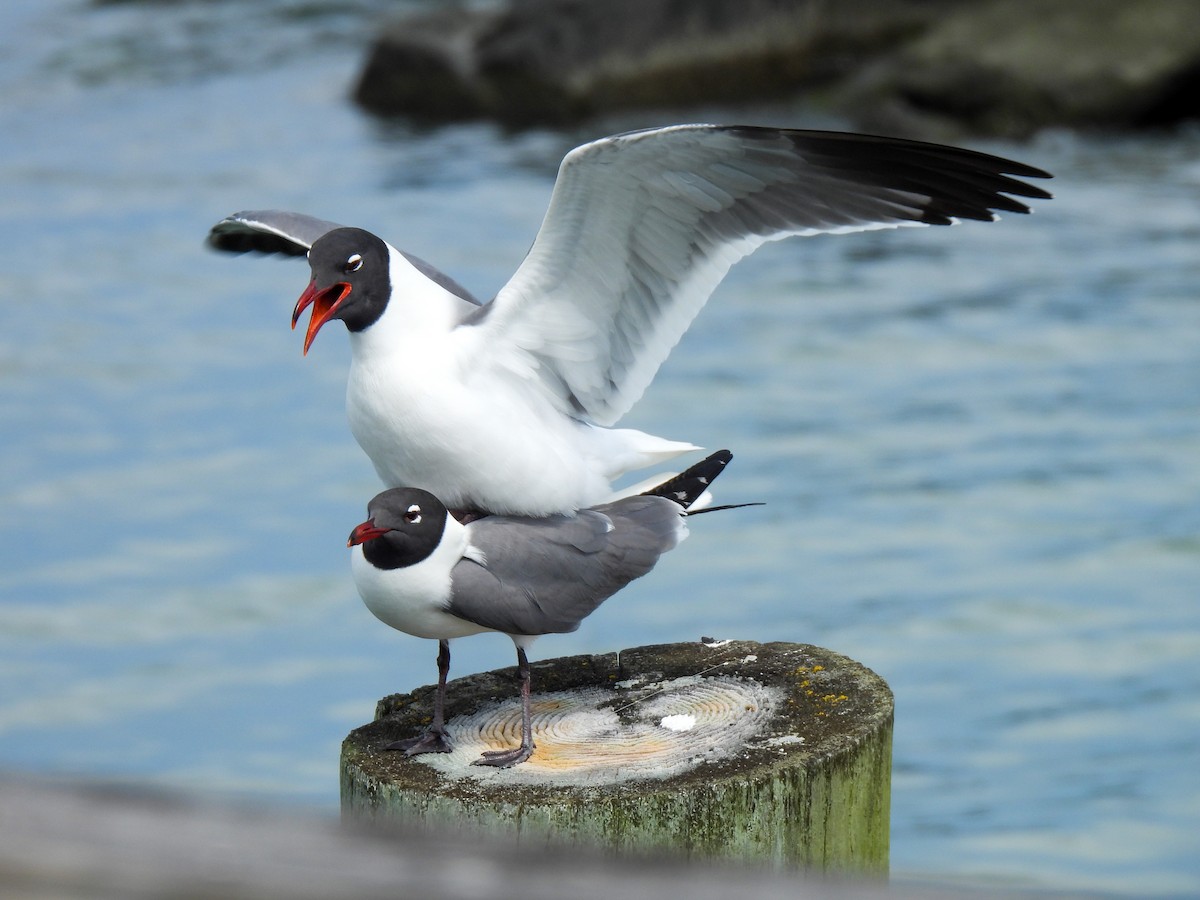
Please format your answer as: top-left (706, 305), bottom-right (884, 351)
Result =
top-left (293, 227), bottom-right (391, 354)
top-left (347, 487), bottom-right (449, 570)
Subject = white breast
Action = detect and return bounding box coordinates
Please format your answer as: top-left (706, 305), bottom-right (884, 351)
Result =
top-left (344, 254), bottom-right (613, 514)
top-left (349, 515), bottom-right (491, 641)
top-left (342, 245), bottom-right (696, 514)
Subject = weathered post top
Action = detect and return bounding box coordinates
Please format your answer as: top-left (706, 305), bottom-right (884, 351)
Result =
top-left (341, 640), bottom-right (892, 874)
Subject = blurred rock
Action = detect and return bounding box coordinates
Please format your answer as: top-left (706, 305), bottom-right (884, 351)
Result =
top-left (837, 0), bottom-right (1200, 138)
top-left (353, 0), bottom-right (1200, 135)
top-left (353, 0), bottom-right (961, 126)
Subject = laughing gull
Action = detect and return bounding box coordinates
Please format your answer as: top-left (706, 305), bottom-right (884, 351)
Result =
top-left (347, 449), bottom-right (742, 767)
top-left (209, 124), bottom-right (1052, 516)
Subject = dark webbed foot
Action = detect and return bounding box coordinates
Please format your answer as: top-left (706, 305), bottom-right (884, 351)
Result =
top-left (471, 741), bottom-right (534, 768)
top-left (385, 728), bottom-right (453, 756)
top-left (384, 639), bottom-right (455, 757)
top-left (471, 646), bottom-right (536, 767)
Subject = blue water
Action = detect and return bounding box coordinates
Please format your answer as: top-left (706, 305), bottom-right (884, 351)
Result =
top-left (2, 1), bottom-right (1198, 893)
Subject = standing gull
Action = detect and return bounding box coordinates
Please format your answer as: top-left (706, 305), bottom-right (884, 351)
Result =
top-left (209, 124), bottom-right (1052, 516)
top-left (347, 449), bottom-right (742, 767)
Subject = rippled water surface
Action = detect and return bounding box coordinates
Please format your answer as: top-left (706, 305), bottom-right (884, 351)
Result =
top-left (2, 1), bottom-right (1198, 894)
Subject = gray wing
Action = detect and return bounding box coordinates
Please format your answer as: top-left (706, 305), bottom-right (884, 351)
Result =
top-left (447, 497), bottom-right (686, 636)
top-left (466, 125), bottom-right (1053, 425)
top-left (207, 209), bottom-right (482, 305)
top-left (207, 210), bottom-right (345, 256)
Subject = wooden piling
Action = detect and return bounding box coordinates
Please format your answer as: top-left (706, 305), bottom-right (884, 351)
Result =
top-left (340, 640), bottom-right (892, 874)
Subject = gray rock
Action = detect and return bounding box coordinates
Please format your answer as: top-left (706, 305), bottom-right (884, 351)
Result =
top-left (837, 0), bottom-right (1200, 138)
top-left (353, 0), bottom-right (1200, 135)
top-left (354, 0), bottom-right (962, 125)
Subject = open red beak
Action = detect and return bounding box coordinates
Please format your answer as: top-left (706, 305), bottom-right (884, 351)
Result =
top-left (293, 279), bottom-right (351, 355)
top-left (348, 518), bottom-right (392, 547)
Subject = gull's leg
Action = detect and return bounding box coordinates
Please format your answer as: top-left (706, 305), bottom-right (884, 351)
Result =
top-left (473, 646), bottom-right (535, 767)
top-left (385, 639), bottom-right (453, 755)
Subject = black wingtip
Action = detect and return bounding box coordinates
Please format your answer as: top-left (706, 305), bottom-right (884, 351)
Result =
top-left (642, 449), bottom-right (733, 508)
top-left (205, 223), bottom-right (310, 257)
top-left (754, 127), bottom-right (1053, 223)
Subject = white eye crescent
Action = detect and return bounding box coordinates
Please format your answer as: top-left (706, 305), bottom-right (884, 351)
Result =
top-left (404, 504), bottom-right (422, 524)
top-left (344, 253), bottom-right (363, 273)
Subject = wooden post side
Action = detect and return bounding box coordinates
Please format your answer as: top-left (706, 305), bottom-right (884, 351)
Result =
top-left (341, 640), bottom-right (893, 874)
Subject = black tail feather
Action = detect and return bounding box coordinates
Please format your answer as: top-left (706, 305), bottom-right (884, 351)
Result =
top-left (642, 450), bottom-right (733, 508)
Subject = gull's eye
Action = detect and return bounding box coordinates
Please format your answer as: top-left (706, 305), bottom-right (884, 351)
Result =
top-left (403, 504), bottom-right (422, 524)
top-left (343, 253), bottom-right (363, 274)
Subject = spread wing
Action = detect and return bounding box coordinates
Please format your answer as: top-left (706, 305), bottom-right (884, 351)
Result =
top-left (446, 498), bottom-right (685, 636)
top-left (463, 124), bottom-right (1052, 424)
top-left (207, 209), bottom-right (482, 305)
top-left (206, 210), bottom-right (345, 256)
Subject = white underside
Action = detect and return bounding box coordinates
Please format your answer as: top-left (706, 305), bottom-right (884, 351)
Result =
top-left (350, 516), bottom-right (489, 641)
top-left (346, 300), bottom-right (696, 516)
top-left (348, 380), bottom-right (695, 515)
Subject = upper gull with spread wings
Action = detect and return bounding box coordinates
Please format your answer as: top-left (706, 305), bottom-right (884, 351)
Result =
top-left (208, 124), bottom-right (1051, 516)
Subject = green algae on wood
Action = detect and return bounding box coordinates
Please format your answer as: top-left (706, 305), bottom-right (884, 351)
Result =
top-left (340, 640), bottom-right (892, 874)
